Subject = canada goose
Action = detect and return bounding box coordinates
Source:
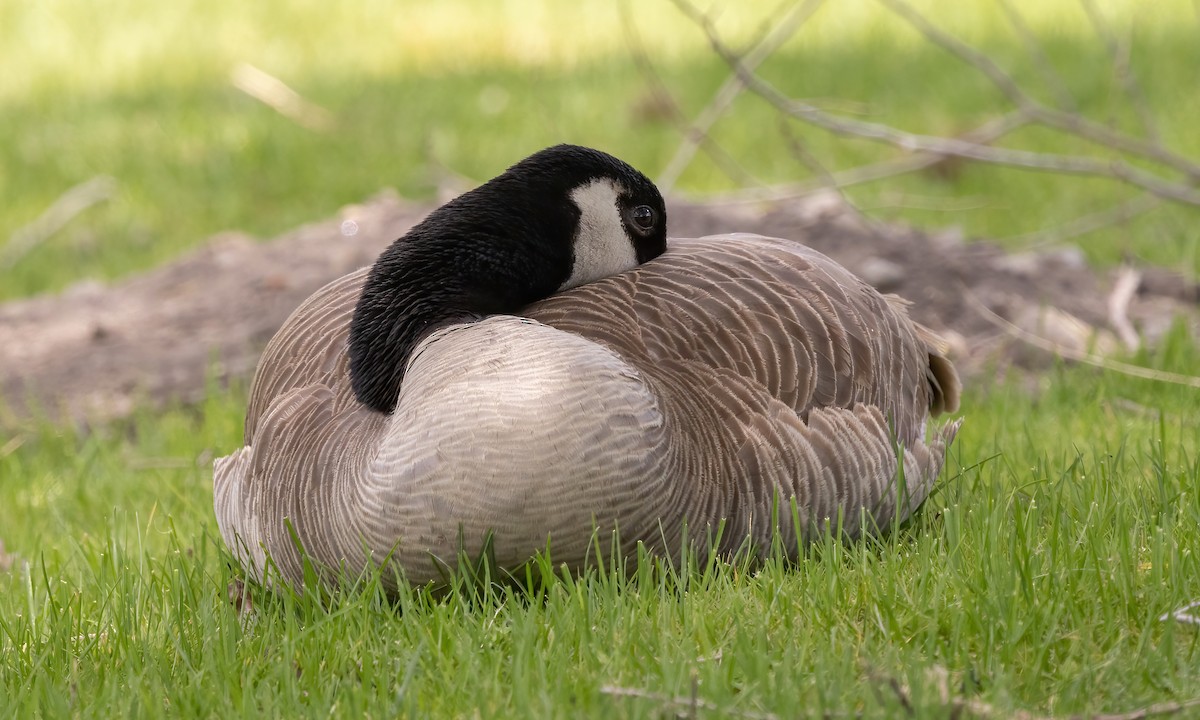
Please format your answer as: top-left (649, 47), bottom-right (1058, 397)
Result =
top-left (214, 144), bottom-right (961, 588)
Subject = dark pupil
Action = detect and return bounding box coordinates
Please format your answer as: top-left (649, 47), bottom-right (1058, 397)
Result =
top-left (632, 205), bottom-right (655, 229)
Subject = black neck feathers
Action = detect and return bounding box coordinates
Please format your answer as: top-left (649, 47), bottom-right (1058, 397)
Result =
top-left (348, 183), bottom-right (577, 413)
top-left (347, 144), bottom-right (665, 414)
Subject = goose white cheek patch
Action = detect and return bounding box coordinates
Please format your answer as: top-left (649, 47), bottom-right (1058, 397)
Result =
top-left (562, 178), bottom-right (638, 290)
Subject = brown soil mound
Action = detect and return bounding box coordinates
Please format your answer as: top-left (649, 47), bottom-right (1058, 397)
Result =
top-left (1, 191), bottom-right (1196, 425)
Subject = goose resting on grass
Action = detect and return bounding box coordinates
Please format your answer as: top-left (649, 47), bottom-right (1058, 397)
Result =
top-left (213, 144), bottom-right (961, 588)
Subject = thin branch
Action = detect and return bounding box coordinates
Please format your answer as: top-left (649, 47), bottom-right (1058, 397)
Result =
top-left (657, 0), bottom-right (826, 191)
top-left (775, 116), bottom-right (862, 213)
top-left (1086, 698), bottom-right (1200, 720)
top-left (1107, 266), bottom-right (1142, 351)
top-left (876, 0), bottom-right (1200, 183)
top-left (903, 665), bottom-right (1200, 720)
top-left (600, 685), bottom-right (783, 720)
top-left (3, 176), bottom-right (118, 269)
top-left (962, 286), bottom-right (1200, 389)
top-left (667, 0), bottom-right (1200, 206)
top-left (231, 63), bottom-right (334, 131)
top-left (690, 111), bottom-right (1031, 206)
top-left (1079, 0), bottom-right (1160, 142)
top-left (1159, 600), bottom-right (1200, 627)
top-left (0, 435), bottom-right (26, 459)
top-left (859, 192), bottom-right (991, 213)
top-left (996, 0), bottom-right (1078, 111)
top-left (619, 0), bottom-right (763, 188)
top-left (868, 666), bottom-right (916, 717)
top-left (611, 671), bottom-right (1200, 720)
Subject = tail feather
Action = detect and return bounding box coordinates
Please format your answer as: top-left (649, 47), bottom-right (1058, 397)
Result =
top-left (213, 446), bottom-right (268, 582)
top-left (916, 323), bottom-right (961, 415)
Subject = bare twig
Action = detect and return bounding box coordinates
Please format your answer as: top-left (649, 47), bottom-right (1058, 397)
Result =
top-left (668, 0), bottom-right (1200, 206)
top-left (694, 111), bottom-right (1030, 206)
top-left (1159, 600), bottom-right (1200, 627)
top-left (1080, 0), bottom-right (1160, 142)
top-left (0, 434), bottom-right (27, 459)
top-left (600, 684), bottom-right (782, 720)
top-left (893, 665), bottom-right (1200, 720)
top-left (876, 0), bottom-right (1200, 183)
top-left (997, 0), bottom-right (1077, 111)
top-left (963, 286), bottom-right (1200, 388)
top-left (1086, 698), bottom-right (1200, 720)
top-left (775, 116), bottom-right (870, 219)
top-left (231, 63), bottom-right (334, 131)
top-left (3, 176), bottom-right (118, 269)
top-left (1013, 193), bottom-right (1162, 248)
top-left (860, 192), bottom-right (990, 213)
top-left (619, 0), bottom-right (763, 188)
top-left (657, 0), bottom-right (826, 192)
top-left (1107, 266), bottom-right (1143, 351)
top-left (868, 666), bottom-right (916, 717)
top-left (607, 672), bottom-right (1200, 720)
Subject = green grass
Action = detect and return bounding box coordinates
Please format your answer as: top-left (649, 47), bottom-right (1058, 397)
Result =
top-left (2, 330), bottom-right (1199, 717)
top-left (3, 0), bottom-right (1200, 717)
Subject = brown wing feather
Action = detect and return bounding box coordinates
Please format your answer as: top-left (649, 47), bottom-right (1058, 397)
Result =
top-left (532, 236), bottom-right (947, 443)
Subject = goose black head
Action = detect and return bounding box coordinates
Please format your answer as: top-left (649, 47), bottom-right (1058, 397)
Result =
top-left (348, 144), bottom-right (668, 414)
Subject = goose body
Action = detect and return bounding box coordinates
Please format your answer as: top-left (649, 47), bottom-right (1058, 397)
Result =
top-left (213, 146), bottom-right (961, 588)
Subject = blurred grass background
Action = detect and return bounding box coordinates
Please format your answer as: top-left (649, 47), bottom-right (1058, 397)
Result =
top-left (3, 0), bottom-right (1199, 301)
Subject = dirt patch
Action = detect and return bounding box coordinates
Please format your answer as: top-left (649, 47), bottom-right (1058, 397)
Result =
top-left (1, 190), bottom-right (1196, 426)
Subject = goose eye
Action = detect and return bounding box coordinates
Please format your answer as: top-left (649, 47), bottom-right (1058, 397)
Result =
top-left (630, 205), bottom-right (656, 233)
